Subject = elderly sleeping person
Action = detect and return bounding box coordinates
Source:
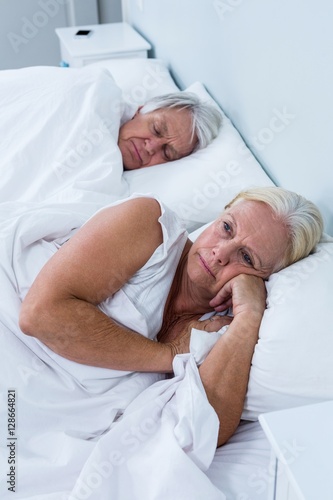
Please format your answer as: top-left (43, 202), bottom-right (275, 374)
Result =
top-left (0, 73), bottom-right (222, 207)
top-left (118, 92), bottom-right (222, 170)
top-left (19, 186), bottom-right (323, 447)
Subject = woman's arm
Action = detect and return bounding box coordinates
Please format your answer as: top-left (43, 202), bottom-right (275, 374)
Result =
top-left (157, 275), bottom-right (264, 447)
top-left (19, 197), bottom-right (175, 372)
top-left (198, 274), bottom-right (266, 447)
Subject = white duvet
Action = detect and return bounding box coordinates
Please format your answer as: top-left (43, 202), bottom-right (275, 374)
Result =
top-left (0, 65), bottom-right (128, 206)
top-left (0, 200), bottom-right (226, 500)
top-left (0, 66), bottom-right (271, 500)
top-left (0, 66), bottom-right (228, 500)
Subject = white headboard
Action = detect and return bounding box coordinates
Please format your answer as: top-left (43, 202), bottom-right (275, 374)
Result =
top-left (123, 0), bottom-right (333, 235)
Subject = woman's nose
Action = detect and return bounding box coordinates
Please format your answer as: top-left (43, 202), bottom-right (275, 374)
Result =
top-left (213, 242), bottom-right (233, 265)
top-left (145, 137), bottom-right (163, 155)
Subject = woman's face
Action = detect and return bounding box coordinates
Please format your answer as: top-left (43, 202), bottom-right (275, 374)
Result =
top-left (187, 200), bottom-right (289, 297)
top-left (118, 107), bottom-right (197, 170)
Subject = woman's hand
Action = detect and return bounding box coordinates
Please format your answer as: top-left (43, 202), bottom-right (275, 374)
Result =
top-left (209, 274), bottom-right (267, 321)
top-left (158, 274), bottom-right (265, 362)
top-left (158, 313), bottom-right (233, 356)
top-left (199, 274), bottom-right (267, 447)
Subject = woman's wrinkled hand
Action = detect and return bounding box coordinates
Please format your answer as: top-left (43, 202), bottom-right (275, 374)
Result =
top-left (209, 274), bottom-right (267, 320)
top-left (157, 313), bottom-right (233, 356)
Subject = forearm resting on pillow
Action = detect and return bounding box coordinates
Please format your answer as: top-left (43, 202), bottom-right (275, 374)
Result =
top-left (199, 313), bottom-right (261, 447)
top-left (199, 275), bottom-right (266, 447)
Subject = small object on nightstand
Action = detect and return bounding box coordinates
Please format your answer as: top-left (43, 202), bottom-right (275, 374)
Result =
top-left (74, 29), bottom-right (93, 39)
top-left (55, 22), bottom-right (151, 67)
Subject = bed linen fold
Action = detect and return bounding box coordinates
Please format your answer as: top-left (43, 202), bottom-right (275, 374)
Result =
top-left (68, 355), bottom-right (225, 500)
top-left (0, 199), bottom-right (227, 499)
top-left (0, 65), bottom-right (129, 206)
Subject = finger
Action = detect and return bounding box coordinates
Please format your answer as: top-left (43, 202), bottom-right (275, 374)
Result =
top-left (202, 316), bottom-right (232, 332)
top-left (209, 295), bottom-right (232, 310)
top-left (209, 282), bottom-right (232, 309)
top-left (212, 297), bottom-right (233, 312)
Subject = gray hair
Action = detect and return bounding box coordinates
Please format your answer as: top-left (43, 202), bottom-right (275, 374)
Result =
top-left (140, 92), bottom-right (222, 151)
top-left (227, 186), bottom-right (324, 270)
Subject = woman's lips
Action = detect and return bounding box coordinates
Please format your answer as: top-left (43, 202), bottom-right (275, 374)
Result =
top-left (131, 141), bottom-right (142, 165)
top-left (199, 255), bottom-right (215, 278)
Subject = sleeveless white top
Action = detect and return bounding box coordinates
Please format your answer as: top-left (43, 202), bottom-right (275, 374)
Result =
top-left (98, 195), bottom-right (188, 339)
top-left (16, 194), bottom-right (188, 389)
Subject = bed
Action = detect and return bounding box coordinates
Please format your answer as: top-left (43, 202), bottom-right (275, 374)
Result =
top-left (1, 3), bottom-right (333, 498)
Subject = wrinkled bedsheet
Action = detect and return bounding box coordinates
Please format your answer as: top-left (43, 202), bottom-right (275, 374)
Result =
top-left (0, 65), bottom-right (129, 206)
top-left (0, 66), bottom-right (272, 500)
top-left (0, 200), bottom-right (225, 499)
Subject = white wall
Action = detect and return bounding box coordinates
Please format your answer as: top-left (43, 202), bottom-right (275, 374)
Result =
top-left (0, 0), bottom-right (67, 68)
top-left (123, 0), bottom-right (333, 235)
top-left (0, 0), bottom-right (119, 69)
top-left (98, 0), bottom-right (122, 23)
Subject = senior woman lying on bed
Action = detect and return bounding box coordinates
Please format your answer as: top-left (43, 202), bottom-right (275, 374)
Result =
top-left (19, 186), bottom-right (323, 447)
top-left (118, 91), bottom-right (222, 170)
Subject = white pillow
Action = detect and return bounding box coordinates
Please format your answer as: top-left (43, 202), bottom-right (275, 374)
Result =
top-left (124, 81), bottom-right (274, 232)
top-left (189, 224), bottom-right (333, 420)
top-left (241, 236), bottom-right (333, 420)
top-left (90, 57), bottom-right (179, 105)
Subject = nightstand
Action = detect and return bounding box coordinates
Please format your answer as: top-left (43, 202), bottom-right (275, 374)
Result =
top-left (259, 401), bottom-right (333, 500)
top-left (55, 22), bottom-right (151, 67)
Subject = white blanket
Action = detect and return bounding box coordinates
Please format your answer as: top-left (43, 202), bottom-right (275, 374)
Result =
top-left (0, 200), bottom-right (224, 499)
top-left (0, 65), bottom-right (128, 206)
top-left (0, 67), bottom-right (226, 499)
top-left (0, 65), bottom-right (274, 500)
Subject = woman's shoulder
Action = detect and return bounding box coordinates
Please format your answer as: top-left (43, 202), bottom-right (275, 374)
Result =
top-left (88, 194), bottom-right (187, 255)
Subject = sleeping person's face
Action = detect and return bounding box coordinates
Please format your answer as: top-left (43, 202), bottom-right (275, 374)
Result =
top-left (118, 107), bottom-right (197, 170)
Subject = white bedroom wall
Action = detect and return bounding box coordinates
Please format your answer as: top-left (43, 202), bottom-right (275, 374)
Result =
top-left (0, 0), bottom-right (120, 69)
top-left (98, 0), bottom-right (122, 23)
top-left (123, 0), bottom-right (333, 235)
top-left (0, 0), bottom-right (68, 69)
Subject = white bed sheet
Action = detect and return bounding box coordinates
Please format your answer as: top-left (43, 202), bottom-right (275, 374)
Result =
top-left (0, 199), bottom-right (272, 500)
top-left (0, 65), bottom-right (128, 206)
top-left (0, 65), bottom-right (272, 500)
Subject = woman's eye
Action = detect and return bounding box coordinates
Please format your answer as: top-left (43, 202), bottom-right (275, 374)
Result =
top-left (223, 222), bottom-right (231, 232)
top-left (154, 126), bottom-right (161, 136)
top-left (242, 252), bottom-right (253, 266)
top-left (163, 146), bottom-right (170, 161)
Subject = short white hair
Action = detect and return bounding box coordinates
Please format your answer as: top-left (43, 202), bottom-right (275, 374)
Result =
top-left (140, 92), bottom-right (222, 151)
top-left (227, 186), bottom-right (324, 270)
